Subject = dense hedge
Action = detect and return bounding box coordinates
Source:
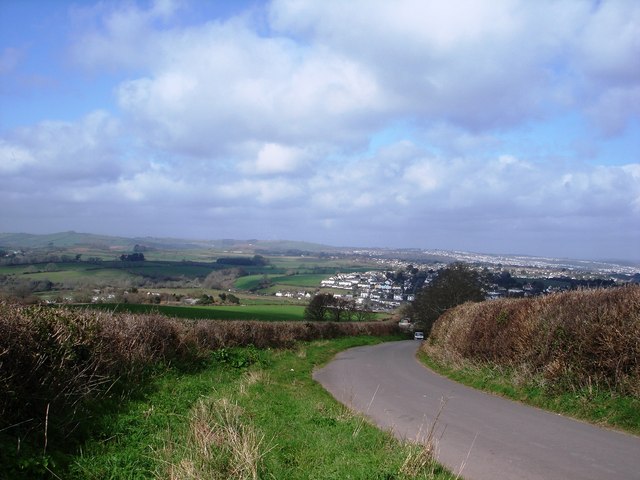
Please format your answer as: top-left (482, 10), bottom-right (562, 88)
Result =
top-left (423, 286), bottom-right (640, 396)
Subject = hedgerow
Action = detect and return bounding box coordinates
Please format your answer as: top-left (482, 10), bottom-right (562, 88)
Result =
top-left (423, 286), bottom-right (640, 397)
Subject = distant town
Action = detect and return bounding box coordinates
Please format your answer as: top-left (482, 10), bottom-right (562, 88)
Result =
top-left (273, 248), bottom-right (639, 312)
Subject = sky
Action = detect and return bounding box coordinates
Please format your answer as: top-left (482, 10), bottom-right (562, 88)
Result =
top-left (1, 0), bottom-right (639, 261)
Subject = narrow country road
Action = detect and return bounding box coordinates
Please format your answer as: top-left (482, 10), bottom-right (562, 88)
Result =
top-left (313, 340), bottom-right (640, 480)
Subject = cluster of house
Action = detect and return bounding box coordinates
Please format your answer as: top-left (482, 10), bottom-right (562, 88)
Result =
top-left (485, 283), bottom-right (571, 299)
top-left (274, 291), bottom-right (312, 300)
top-left (319, 271), bottom-right (418, 310)
top-left (91, 290), bottom-right (117, 302)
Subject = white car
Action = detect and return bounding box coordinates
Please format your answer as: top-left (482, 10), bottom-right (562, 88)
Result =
top-left (414, 331), bottom-right (424, 340)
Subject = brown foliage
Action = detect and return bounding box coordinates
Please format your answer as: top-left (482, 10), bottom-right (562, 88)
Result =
top-left (424, 286), bottom-right (640, 396)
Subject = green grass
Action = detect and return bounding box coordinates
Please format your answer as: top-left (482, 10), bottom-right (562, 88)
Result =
top-left (234, 273), bottom-right (329, 291)
top-left (82, 303), bottom-right (390, 322)
top-left (82, 303), bottom-right (308, 321)
top-left (70, 337), bottom-right (454, 479)
top-left (418, 351), bottom-right (640, 436)
top-left (0, 260), bottom-right (218, 283)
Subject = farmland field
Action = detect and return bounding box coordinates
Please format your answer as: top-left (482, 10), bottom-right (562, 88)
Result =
top-left (234, 273), bottom-right (328, 290)
top-left (82, 303), bottom-right (307, 321)
top-left (0, 263), bottom-right (133, 283)
top-left (0, 260), bottom-right (222, 285)
top-left (0, 236), bottom-right (396, 316)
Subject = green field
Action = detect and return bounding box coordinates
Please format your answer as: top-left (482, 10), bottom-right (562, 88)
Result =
top-left (0, 263), bottom-right (133, 283)
top-left (234, 273), bottom-right (328, 290)
top-left (0, 261), bottom-right (217, 282)
top-left (83, 303), bottom-right (390, 322)
top-left (83, 303), bottom-right (307, 321)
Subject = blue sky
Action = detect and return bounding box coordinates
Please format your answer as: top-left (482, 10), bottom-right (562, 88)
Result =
top-left (1, 0), bottom-right (639, 261)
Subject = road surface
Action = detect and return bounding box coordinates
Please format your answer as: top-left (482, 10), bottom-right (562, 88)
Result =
top-left (313, 340), bottom-right (640, 480)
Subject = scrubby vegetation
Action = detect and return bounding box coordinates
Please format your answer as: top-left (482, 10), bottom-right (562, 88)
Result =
top-left (0, 302), bottom-right (398, 478)
top-left (422, 286), bottom-right (640, 431)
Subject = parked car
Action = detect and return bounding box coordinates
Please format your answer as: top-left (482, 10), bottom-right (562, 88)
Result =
top-left (414, 331), bottom-right (424, 340)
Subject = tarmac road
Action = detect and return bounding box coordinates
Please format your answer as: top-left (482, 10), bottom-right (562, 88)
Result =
top-left (313, 340), bottom-right (640, 480)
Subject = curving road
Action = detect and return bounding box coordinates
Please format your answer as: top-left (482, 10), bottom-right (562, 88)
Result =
top-left (313, 340), bottom-right (640, 480)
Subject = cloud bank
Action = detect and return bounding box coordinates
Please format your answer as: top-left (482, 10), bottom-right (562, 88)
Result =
top-left (1, 0), bottom-right (638, 260)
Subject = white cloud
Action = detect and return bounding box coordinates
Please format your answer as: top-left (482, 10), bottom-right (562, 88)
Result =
top-left (403, 159), bottom-right (444, 193)
top-left (0, 111), bottom-right (121, 180)
top-left (586, 86), bottom-right (640, 136)
top-left (67, 0), bottom-right (640, 154)
top-left (70, 0), bottom-right (181, 70)
top-left (575, 0), bottom-right (640, 85)
top-left (217, 178), bottom-right (303, 204)
top-left (240, 143), bottom-right (307, 175)
top-left (106, 18), bottom-right (384, 156)
top-left (270, 0), bottom-right (640, 134)
top-left (115, 168), bottom-right (188, 202)
top-left (269, 0), bottom-right (581, 128)
top-left (2, 0), bottom-right (639, 259)
top-left (0, 143), bottom-right (35, 173)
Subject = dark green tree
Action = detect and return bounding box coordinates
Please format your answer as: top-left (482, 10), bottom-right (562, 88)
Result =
top-left (328, 297), bottom-right (353, 322)
top-left (304, 293), bottom-right (335, 321)
top-left (252, 254), bottom-right (268, 266)
top-left (226, 293), bottom-right (240, 304)
top-left (406, 262), bottom-right (485, 337)
top-left (120, 253), bottom-right (145, 262)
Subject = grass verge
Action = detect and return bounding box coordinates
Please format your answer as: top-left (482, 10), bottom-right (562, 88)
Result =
top-left (71, 336), bottom-right (455, 479)
top-left (418, 350), bottom-right (640, 436)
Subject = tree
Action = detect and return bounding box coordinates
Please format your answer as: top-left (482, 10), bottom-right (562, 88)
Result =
top-left (257, 274), bottom-right (273, 290)
top-left (120, 253), bottom-right (145, 262)
top-left (406, 262), bottom-right (485, 337)
top-left (226, 293), bottom-right (240, 304)
top-left (304, 293), bottom-right (334, 321)
top-left (203, 268), bottom-right (243, 290)
top-left (252, 254), bottom-right (268, 266)
top-left (328, 296), bottom-right (353, 322)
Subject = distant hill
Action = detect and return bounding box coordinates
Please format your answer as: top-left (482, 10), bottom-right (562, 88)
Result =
top-left (0, 231), bottom-right (136, 249)
top-left (0, 231), bottom-right (338, 254)
top-left (1, 232), bottom-right (637, 273)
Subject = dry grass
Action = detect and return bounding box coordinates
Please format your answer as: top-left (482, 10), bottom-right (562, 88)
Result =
top-left (424, 286), bottom-right (640, 397)
top-left (399, 398), bottom-right (448, 479)
top-left (238, 370), bottom-right (269, 396)
top-left (165, 398), bottom-right (271, 480)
